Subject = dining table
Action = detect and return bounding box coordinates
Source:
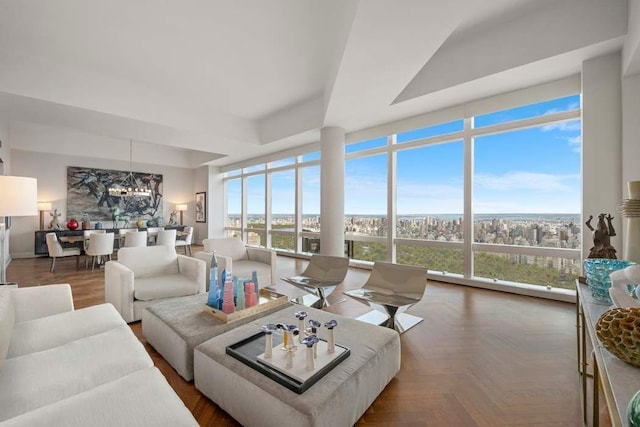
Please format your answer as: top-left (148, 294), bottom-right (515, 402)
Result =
top-left (59, 230), bottom-right (187, 246)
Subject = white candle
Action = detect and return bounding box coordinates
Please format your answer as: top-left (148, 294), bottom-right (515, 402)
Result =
top-left (306, 346), bottom-right (315, 371)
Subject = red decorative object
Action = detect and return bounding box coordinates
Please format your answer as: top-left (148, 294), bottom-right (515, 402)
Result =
top-left (67, 218), bottom-right (79, 230)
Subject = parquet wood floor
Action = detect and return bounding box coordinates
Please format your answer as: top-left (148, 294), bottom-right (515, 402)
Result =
top-left (7, 247), bottom-right (601, 426)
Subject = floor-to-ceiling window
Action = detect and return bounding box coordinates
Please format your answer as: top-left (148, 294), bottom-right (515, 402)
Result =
top-left (223, 153), bottom-right (320, 254)
top-left (222, 85), bottom-right (582, 295)
top-left (271, 165), bottom-right (296, 252)
top-left (471, 95), bottom-right (581, 290)
top-left (345, 138), bottom-right (388, 262)
top-left (225, 172), bottom-right (242, 238)
top-left (395, 124), bottom-right (465, 275)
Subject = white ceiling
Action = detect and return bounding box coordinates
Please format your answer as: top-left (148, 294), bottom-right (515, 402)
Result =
top-left (0, 0), bottom-right (634, 168)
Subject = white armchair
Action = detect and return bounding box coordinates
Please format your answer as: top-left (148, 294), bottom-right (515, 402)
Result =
top-left (194, 236), bottom-right (276, 290)
top-left (105, 245), bottom-right (206, 323)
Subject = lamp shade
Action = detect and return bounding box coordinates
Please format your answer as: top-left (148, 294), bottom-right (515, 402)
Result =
top-left (37, 202), bottom-right (52, 211)
top-left (175, 204), bottom-right (188, 211)
top-left (0, 176), bottom-right (38, 217)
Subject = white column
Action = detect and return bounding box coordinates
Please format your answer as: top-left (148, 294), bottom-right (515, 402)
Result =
top-left (207, 165), bottom-right (225, 239)
top-left (581, 52), bottom-right (622, 260)
top-left (320, 126), bottom-right (345, 257)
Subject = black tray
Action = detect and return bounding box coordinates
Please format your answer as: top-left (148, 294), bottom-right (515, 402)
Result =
top-left (226, 331), bottom-right (350, 394)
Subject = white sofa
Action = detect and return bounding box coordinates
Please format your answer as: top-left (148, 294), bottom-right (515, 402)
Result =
top-left (194, 237), bottom-right (276, 290)
top-left (105, 245), bottom-right (206, 323)
top-left (0, 284), bottom-right (197, 426)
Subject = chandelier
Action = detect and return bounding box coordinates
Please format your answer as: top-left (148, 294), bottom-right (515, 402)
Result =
top-left (108, 140), bottom-right (152, 198)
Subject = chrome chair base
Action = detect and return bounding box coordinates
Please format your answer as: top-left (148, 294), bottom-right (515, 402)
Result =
top-left (355, 309), bottom-right (423, 333)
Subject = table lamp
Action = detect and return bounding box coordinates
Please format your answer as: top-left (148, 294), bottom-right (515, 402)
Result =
top-left (0, 176), bottom-right (38, 285)
top-left (175, 204), bottom-right (188, 225)
top-left (37, 202), bottom-right (52, 230)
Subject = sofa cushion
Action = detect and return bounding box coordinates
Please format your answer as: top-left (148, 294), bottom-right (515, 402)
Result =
top-left (0, 325), bottom-right (152, 421)
top-left (0, 367), bottom-right (198, 426)
top-left (134, 274), bottom-right (200, 301)
top-left (117, 246), bottom-right (180, 279)
top-left (0, 287), bottom-right (15, 369)
top-left (7, 303), bottom-right (125, 358)
top-left (211, 237), bottom-right (247, 261)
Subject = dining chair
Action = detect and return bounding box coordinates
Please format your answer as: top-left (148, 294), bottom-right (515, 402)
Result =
top-left (116, 228), bottom-right (139, 249)
top-left (85, 232), bottom-right (115, 271)
top-left (45, 233), bottom-right (81, 273)
top-left (83, 229), bottom-right (106, 253)
top-left (155, 229), bottom-right (177, 247)
top-left (124, 231), bottom-right (148, 247)
top-left (146, 226), bottom-right (164, 245)
top-left (175, 226), bottom-right (193, 255)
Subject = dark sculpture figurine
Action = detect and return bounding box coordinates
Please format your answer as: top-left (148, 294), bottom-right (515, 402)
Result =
top-left (586, 213), bottom-right (617, 259)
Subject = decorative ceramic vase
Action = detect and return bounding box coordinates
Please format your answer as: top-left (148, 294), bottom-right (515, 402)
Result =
top-left (596, 307), bottom-right (640, 367)
top-left (628, 389), bottom-right (640, 426)
top-left (146, 219), bottom-right (154, 227)
top-left (66, 219), bottom-right (78, 230)
top-left (583, 259), bottom-right (635, 304)
top-left (136, 219), bottom-right (145, 228)
top-left (81, 220), bottom-right (91, 230)
top-left (155, 217), bottom-right (164, 226)
top-left (95, 222), bottom-right (102, 230)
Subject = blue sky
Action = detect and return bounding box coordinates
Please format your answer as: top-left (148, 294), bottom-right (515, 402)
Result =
top-left (229, 94), bottom-right (581, 216)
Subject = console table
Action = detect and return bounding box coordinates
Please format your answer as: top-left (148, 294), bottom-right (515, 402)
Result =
top-left (34, 226), bottom-right (185, 255)
top-left (577, 280), bottom-right (640, 426)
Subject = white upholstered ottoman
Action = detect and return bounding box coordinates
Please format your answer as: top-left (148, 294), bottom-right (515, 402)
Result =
top-left (194, 305), bottom-right (400, 427)
top-left (142, 293), bottom-right (289, 381)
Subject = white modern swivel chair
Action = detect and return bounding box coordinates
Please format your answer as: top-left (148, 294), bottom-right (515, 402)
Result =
top-left (282, 254), bottom-right (349, 307)
top-left (156, 229), bottom-right (177, 247)
top-left (344, 261), bottom-right (427, 333)
top-left (85, 232), bottom-right (115, 271)
top-left (45, 233), bottom-right (81, 273)
top-left (175, 226), bottom-right (193, 255)
top-left (124, 231), bottom-right (148, 247)
top-left (194, 236), bottom-right (276, 290)
top-left (105, 245), bottom-right (206, 322)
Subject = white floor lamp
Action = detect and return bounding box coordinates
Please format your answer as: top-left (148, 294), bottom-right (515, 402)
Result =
top-left (0, 176), bottom-right (38, 285)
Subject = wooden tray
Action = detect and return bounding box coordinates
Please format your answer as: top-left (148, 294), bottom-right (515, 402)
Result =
top-left (202, 288), bottom-right (289, 323)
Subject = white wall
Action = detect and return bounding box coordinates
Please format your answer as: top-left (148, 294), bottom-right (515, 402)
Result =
top-left (623, 0), bottom-right (640, 76)
top-left (208, 164), bottom-right (225, 239)
top-left (621, 73), bottom-right (640, 261)
top-left (10, 148), bottom-right (196, 258)
top-left (622, 73), bottom-right (640, 187)
top-left (581, 52), bottom-right (623, 259)
top-left (0, 120), bottom-right (10, 173)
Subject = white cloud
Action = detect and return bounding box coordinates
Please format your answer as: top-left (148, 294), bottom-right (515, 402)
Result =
top-left (475, 171), bottom-right (579, 192)
top-left (543, 102), bottom-right (579, 116)
top-left (568, 136), bottom-right (581, 145)
top-left (541, 121), bottom-right (581, 132)
top-left (567, 135), bottom-right (581, 153)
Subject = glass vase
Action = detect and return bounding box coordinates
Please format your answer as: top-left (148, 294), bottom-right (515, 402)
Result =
top-left (583, 258), bottom-right (635, 304)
